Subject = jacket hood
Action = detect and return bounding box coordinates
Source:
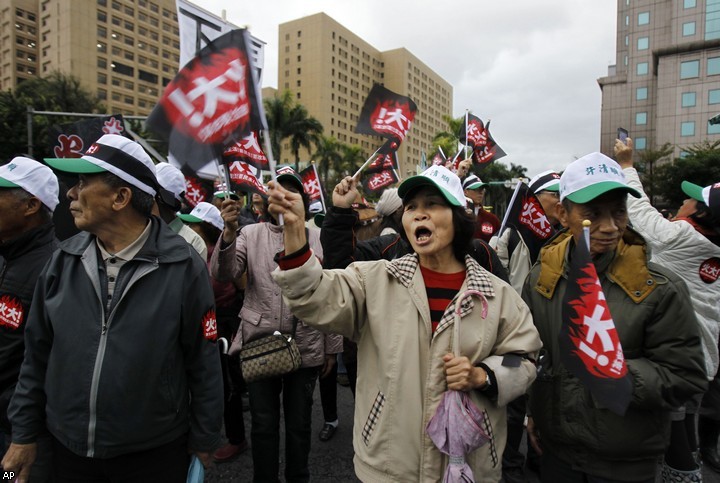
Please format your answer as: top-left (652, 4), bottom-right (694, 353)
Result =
top-left (535, 227), bottom-right (657, 303)
top-left (59, 216), bottom-right (195, 264)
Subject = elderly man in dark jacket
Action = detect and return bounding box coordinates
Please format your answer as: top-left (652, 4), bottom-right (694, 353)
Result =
top-left (0, 157), bottom-right (59, 481)
top-left (523, 152), bottom-right (707, 482)
top-left (2, 135), bottom-right (222, 482)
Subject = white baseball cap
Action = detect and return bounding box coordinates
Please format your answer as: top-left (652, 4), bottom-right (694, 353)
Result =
top-left (0, 157), bottom-right (60, 211)
top-left (560, 152), bottom-right (641, 203)
top-left (45, 134), bottom-right (158, 196)
top-left (398, 165), bottom-right (466, 208)
top-left (155, 162), bottom-right (186, 207)
top-left (178, 201), bottom-right (224, 231)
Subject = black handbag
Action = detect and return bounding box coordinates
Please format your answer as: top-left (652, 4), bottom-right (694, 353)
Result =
top-left (238, 318), bottom-right (301, 383)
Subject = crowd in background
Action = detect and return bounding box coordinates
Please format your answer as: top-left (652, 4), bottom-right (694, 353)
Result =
top-left (0, 133), bottom-right (718, 483)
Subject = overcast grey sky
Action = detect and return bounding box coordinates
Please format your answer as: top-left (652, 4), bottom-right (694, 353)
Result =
top-left (196, 0), bottom-right (618, 178)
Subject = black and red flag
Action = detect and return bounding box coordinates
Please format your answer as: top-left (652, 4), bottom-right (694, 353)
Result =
top-left (299, 164), bottom-right (326, 213)
top-left (48, 115), bottom-right (126, 159)
top-left (222, 130), bottom-right (270, 171)
top-left (177, 163), bottom-right (214, 208)
top-left (500, 182), bottom-right (556, 264)
top-left (361, 138), bottom-right (400, 193)
top-left (472, 121), bottom-right (506, 166)
top-left (560, 231), bottom-right (633, 416)
top-left (362, 169), bottom-right (399, 194)
top-left (226, 160), bottom-right (267, 196)
top-left (147, 29), bottom-right (267, 172)
top-left (365, 139), bottom-right (399, 174)
top-left (458, 113), bottom-right (485, 149)
top-left (430, 147), bottom-right (447, 166)
top-left (355, 84), bottom-right (417, 144)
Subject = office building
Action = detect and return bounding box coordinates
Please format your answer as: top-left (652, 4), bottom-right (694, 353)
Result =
top-left (278, 12), bottom-right (453, 176)
top-left (1, 0), bottom-right (184, 116)
top-left (598, 0), bottom-right (720, 159)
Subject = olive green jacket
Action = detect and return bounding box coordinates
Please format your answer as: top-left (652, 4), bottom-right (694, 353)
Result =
top-left (522, 229), bottom-right (707, 481)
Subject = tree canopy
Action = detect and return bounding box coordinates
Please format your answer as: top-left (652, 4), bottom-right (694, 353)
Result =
top-left (0, 71), bottom-right (104, 162)
top-left (654, 141), bottom-right (720, 208)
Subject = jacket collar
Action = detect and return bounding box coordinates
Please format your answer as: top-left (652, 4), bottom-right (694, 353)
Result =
top-left (60, 216), bottom-right (193, 264)
top-left (535, 228), bottom-right (657, 303)
top-left (0, 222), bottom-right (56, 260)
top-left (387, 253), bottom-right (495, 336)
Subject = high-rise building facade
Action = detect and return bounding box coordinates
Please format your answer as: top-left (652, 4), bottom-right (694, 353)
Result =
top-left (1, 0), bottom-right (183, 116)
top-left (598, 0), bottom-right (720, 159)
top-left (278, 13), bottom-right (453, 176)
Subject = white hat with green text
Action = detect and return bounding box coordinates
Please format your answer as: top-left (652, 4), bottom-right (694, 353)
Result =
top-left (560, 152), bottom-right (640, 203)
top-left (398, 165), bottom-right (466, 208)
top-left (0, 157), bottom-right (59, 211)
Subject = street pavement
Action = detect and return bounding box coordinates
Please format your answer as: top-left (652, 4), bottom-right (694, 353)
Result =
top-left (206, 378), bottom-right (720, 482)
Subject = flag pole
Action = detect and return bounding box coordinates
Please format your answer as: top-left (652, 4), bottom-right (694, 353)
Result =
top-left (262, 129), bottom-right (283, 225)
top-left (351, 146), bottom-right (383, 181)
top-left (582, 220), bottom-right (591, 251)
top-left (464, 109), bottom-right (470, 161)
top-left (213, 157), bottom-right (232, 200)
top-left (497, 180), bottom-right (523, 238)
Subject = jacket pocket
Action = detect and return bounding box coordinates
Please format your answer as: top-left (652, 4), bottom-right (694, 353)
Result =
top-left (240, 306), bottom-right (275, 344)
top-left (361, 391), bottom-right (385, 447)
top-left (160, 358), bottom-right (179, 414)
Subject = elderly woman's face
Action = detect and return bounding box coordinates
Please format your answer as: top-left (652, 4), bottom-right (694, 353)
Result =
top-left (402, 186), bottom-right (455, 260)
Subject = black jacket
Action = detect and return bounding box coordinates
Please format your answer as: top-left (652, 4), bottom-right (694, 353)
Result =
top-left (0, 223), bottom-right (57, 432)
top-left (320, 207), bottom-right (509, 282)
top-left (9, 217), bottom-right (223, 458)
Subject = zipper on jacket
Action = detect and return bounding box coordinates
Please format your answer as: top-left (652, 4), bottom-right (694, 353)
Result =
top-left (85, 258), bottom-right (159, 457)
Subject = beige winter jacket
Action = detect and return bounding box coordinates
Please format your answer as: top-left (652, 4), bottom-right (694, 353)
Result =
top-left (273, 252), bottom-right (542, 482)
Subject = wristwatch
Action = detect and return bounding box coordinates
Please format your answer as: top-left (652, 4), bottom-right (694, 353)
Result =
top-left (484, 371), bottom-right (492, 388)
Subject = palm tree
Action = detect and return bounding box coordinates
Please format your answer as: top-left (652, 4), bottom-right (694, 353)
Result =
top-left (263, 90), bottom-right (293, 163)
top-left (313, 135), bottom-right (342, 189)
top-left (432, 114), bottom-right (464, 158)
top-left (339, 144), bottom-right (365, 177)
top-left (287, 104), bottom-right (323, 171)
top-left (263, 90), bottom-right (323, 170)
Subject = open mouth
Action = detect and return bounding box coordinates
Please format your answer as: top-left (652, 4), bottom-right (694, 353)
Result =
top-left (415, 227), bottom-right (432, 242)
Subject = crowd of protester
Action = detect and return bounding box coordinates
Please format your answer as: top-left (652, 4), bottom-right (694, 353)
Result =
top-left (0, 133), bottom-right (718, 483)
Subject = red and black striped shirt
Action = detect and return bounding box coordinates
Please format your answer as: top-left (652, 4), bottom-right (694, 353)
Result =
top-left (420, 266), bottom-right (466, 333)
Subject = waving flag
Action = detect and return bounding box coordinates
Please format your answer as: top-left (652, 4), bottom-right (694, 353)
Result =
top-left (560, 231), bottom-right (633, 416)
top-left (49, 115), bottom-right (126, 159)
top-left (147, 29), bottom-right (267, 172)
top-left (300, 164), bottom-right (326, 213)
top-left (458, 113), bottom-right (485, 149)
top-left (223, 131), bottom-right (270, 170)
top-left (362, 169), bottom-right (399, 194)
top-left (179, 164), bottom-right (214, 208)
top-left (430, 147), bottom-right (447, 166)
top-left (502, 182), bottom-right (556, 264)
top-left (226, 159), bottom-right (267, 196)
top-left (355, 84), bottom-right (417, 143)
top-left (472, 121), bottom-right (506, 166)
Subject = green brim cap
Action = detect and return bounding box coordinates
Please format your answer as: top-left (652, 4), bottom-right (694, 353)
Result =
top-left (565, 181), bottom-right (641, 203)
top-left (213, 191), bottom-right (240, 200)
top-left (398, 177), bottom-right (462, 207)
top-left (44, 157), bottom-right (107, 174)
top-left (681, 181), bottom-right (704, 202)
top-left (178, 213), bottom-right (203, 224)
top-left (0, 177), bottom-right (21, 188)
top-left (398, 165), bottom-right (467, 208)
